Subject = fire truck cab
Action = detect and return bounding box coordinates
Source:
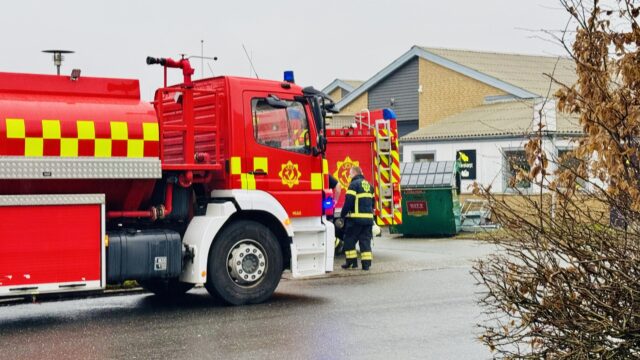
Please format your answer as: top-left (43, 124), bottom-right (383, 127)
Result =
top-left (0, 57), bottom-right (334, 305)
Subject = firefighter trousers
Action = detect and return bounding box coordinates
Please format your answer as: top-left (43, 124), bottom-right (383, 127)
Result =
top-left (343, 221), bottom-right (373, 267)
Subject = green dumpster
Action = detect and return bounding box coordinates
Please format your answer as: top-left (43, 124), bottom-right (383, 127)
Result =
top-left (390, 161), bottom-right (461, 236)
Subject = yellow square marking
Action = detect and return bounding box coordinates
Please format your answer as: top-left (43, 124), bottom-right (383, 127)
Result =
top-left (143, 122), bottom-right (159, 141)
top-left (94, 139), bottom-right (112, 157)
top-left (25, 138), bottom-right (43, 156)
top-left (247, 173), bottom-right (256, 190)
top-left (6, 119), bottom-right (25, 138)
top-left (110, 122), bottom-right (128, 140)
top-left (230, 157), bottom-right (241, 175)
top-left (42, 120), bottom-right (61, 139)
top-left (60, 138), bottom-right (78, 157)
top-left (311, 173), bottom-right (323, 190)
top-left (127, 139), bottom-right (144, 158)
top-left (240, 174), bottom-right (257, 190)
top-left (240, 173), bottom-right (248, 189)
top-left (254, 157), bottom-right (268, 172)
top-left (77, 121), bottom-right (95, 139)
top-left (322, 159), bottom-right (329, 174)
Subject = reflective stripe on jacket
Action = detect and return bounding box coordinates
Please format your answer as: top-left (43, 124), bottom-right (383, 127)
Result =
top-left (341, 174), bottom-right (374, 225)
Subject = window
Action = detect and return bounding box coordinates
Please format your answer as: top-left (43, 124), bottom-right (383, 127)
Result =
top-left (252, 98), bottom-right (311, 154)
top-left (504, 150), bottom-right (531, 189)
top-left (557, 148), bottom-right (586, 189)
top-left (413, 152), bottom-right (435, 162)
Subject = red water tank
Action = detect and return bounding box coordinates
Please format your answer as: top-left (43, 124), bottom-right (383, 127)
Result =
top-left (0, 72), bottom-right (160, 211)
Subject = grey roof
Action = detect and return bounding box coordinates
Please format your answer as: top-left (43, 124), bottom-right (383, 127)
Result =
top-left (335, 46), bottom-right (575, 111)
top-left (401, 99), bottom-right (581, 142)
top-left (400, 161), bottom-right (457, 188)
top-left (321, 79), bottom-right (363, 95)
top-left (423, 47), bottom-right (576, 98)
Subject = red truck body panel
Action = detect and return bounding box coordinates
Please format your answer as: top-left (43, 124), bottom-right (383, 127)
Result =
top-left (325, 127), bottom-right (376, 209)
top-left (0, 203), bottom-right (102, 287)
top-left (325, 109), bottom-right (402, 225)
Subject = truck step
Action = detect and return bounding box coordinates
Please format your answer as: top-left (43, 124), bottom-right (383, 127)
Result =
top-left (292, 225), bottom-right (326, 233)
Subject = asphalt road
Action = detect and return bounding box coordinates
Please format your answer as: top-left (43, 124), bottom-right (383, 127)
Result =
top-left (0, 235), bottom-right (496, 360)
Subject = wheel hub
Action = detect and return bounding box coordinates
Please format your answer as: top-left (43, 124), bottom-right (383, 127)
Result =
top-left (228, 241), bottom-right (267, 285)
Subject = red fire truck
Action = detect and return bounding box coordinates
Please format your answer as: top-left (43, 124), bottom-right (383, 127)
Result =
top-left (326, 109), bottom-right (402, 225)
top-left (324, 109), bottom-right (403, 251)
top-left (0, 56), bottom-right (336, 305)
top-left (248, 107), bottom-right (404, 250)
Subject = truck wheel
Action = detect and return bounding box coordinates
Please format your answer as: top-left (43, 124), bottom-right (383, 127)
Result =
top-left (205, 220), bottom-right (283, 305)
top-left (140, 279), bottom-right (194, 297)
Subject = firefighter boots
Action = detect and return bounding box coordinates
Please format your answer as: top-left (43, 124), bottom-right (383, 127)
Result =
top-left (341, 258), bottom-right (358, 269)
top-left (342, 249), bottom-right (358, 269)
top-left (361, 260), bottom-right (371, 271)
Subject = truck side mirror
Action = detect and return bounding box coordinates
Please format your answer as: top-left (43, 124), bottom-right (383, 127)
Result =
top-left (314, 134), bottom-right (327, 156)
top-left (324, 103), bottom-right (339, 114)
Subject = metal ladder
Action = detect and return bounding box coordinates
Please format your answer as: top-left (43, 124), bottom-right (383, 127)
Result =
top-left (374, 119), bottom-right (395, 223)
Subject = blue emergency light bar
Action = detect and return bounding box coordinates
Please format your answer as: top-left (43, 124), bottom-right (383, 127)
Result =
top-left (284, 70), bottom-right (295, 83)
top-left (383, 108), bottom-right (397, 120)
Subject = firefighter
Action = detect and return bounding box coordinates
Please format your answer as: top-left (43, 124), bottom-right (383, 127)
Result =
top-left (340, 165), bottom-right (374, 270)
top-left (328, 174), bottom-right (342, 201)
top-left (328, 174), bottom-right (344, 252)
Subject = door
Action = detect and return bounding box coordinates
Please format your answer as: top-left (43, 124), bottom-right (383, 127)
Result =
top-left (243, 91), bottom-right (323, 218)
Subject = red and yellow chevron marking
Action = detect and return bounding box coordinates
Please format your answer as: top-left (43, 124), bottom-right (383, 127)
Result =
top-left (390, 126), bottom-right (402, 225)
top-left (373, 127), bottom-right (392, 226)
top-left (394, 208), bottom-right (403, 224)
top-left (372, 122), bottom-right (402, 226)
top-left (2, 118), bottom-right (159, 158)
top-left (373, 129), bottom-right (381, 219)
top-left (377, 207), bottom-right (391, 226)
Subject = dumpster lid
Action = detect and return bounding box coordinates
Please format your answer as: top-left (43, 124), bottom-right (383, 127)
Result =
top-left (400, 161), bottom-right (458, 188)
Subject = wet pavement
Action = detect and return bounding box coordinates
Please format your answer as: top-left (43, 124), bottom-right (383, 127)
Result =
top-left (0, 235), bottom-right (496, 360)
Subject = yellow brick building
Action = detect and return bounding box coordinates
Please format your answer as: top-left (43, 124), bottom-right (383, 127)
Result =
top-left (326, 46), bottom-right (576, 137)
top-left (324, 46), bottom-right (581, 194)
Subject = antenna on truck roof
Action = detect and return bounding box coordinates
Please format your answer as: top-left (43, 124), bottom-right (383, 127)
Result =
top-left (242, 44), bottom-right (259, 79)
top-left (42, 49), bottom-right (74, 76)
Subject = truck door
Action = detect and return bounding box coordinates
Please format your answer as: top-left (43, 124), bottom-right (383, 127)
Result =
top-left (243, 92), bottom-right (323, 218)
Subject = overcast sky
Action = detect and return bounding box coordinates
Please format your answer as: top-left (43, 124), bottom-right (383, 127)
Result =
top-left (0, 0), bottom-right (572, 100)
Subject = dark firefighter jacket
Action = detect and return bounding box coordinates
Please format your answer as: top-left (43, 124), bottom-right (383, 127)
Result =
top-left (341, 174), bottom-right (374, 225)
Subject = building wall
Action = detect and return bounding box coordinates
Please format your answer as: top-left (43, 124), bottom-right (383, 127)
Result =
top-left (368, 57), bottom-right (419, 122)
top-left (418, 58), bottom-right (508, 128)
top-left (328, 87), bottom-right (343, 102)
top-left (339, 91), bottom-right (369, 115)
top-left (402, 136), bottom-right (577, 194)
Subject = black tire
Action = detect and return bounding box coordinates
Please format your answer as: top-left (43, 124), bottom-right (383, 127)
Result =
top-left (140, 279), bottom-right (194, 297)
top-left (205, 220), bottom-right (283, 305)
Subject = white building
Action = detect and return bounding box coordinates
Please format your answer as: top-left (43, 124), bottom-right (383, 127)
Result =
top-left (402, 99), bottom-right (582, 194)
top-left (321, 46), bottom-right (582, 194)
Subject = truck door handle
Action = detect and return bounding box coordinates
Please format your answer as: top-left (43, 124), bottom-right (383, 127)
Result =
top-left (249, 170), bottom-right (268, 176)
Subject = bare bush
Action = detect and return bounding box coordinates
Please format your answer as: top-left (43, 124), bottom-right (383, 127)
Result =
top-left (474, 1), bottom-right (640, 358)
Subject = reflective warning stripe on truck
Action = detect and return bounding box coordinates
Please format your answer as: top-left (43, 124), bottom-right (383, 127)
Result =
top-left (229, 156), bottom-right (324, 191)
top-left (3, 119), bottom-right (159, 158)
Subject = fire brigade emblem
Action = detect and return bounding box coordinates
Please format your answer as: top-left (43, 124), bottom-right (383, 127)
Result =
top-left (334, 156), bottom-right (359, 188)
top-left (278, 161), bottom-right (302, 188)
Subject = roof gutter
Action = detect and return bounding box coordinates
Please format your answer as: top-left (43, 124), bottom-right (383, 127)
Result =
top-left (401, 131), bottom-right (583, 143)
